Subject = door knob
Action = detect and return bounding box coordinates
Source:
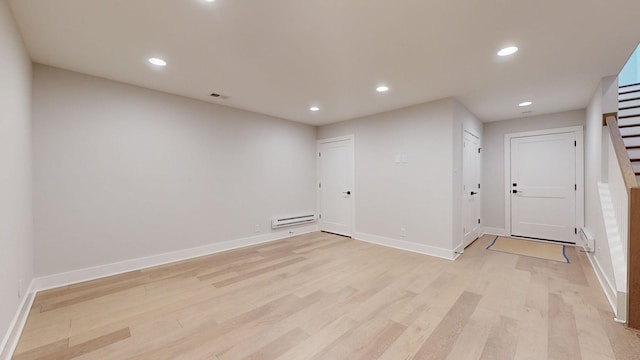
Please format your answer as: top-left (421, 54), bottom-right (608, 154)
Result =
top-left (470, 191), bottom-right (477, 196)
top-left (343, 191), bottom-right (351, 195)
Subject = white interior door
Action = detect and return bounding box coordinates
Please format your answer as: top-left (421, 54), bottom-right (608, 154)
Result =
top-left (318, 137), bottom-right (354, 237)
top-left (463, 131), bottom-right (481, 247)
top-left (510, 132), bottom-right (576, 242)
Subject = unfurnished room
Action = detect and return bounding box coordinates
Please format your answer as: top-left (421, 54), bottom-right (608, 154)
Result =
top-left (2, 0), bottom-right (640, 359)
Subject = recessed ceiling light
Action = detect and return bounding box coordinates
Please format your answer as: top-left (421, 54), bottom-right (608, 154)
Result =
top-left (204, 0), bottom-right (215, 2)
top-left (376, 85), bottom-right (390, 93)
top-left (497, 46), bottom-right (518, 57)
top-left (148, 57), bottom-right (167, 66)
top-left (310, 106), bottom-right (320, 112)
top-left (519, 101), bottom-right (533, 107)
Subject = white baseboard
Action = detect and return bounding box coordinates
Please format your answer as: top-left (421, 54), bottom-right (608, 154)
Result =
top-left (452, 243), bottom-right (464, 260)
top-left (353, 232), bottom-right (456, 260)
top-left (585, 252), bottom-right (619, 319)
top-left (615, 290), bottom-right (627, 323)
top-left (482, 227), bottom-right (508, 236)
top-left (34, 224), bottom-right (319, 292)
top-left (0, 280), bottom-right (36, 360)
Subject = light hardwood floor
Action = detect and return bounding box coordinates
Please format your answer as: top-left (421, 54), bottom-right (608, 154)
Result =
top-left (12, 232), bottom-right (640, 359)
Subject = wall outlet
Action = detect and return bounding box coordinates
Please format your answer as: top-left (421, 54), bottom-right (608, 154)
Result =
top-left (400, 228), bottom-right (407, 237)
top-left (254, 224), bottom-right (260, 233)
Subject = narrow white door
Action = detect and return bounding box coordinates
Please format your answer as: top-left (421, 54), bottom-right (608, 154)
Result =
top-left (318, 137), bottom-right (354, 237)
top-left (463, 131), bottom-right (481, 247)
top-left (510, 132), bottom-right (576, 242)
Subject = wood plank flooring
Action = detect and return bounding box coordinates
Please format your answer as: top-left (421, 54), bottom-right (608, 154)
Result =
top-left (12, 232), bottom-right (640, 359)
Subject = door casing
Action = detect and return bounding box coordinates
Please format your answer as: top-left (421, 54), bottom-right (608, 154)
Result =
top-left (503, 126), bottom-right (584, 242)
top-left (462, 130), bottom-right (481, 248)
top-left (317, 135), bottom-right (355, 237)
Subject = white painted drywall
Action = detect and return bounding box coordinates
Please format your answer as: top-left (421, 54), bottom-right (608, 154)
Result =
top-left (452, 100), bottom-right (483, 249)
top-left (32, 65), bottom-right (317, 276)
top-left (317, 99), bottom-right (456, 251)
top-left (0, 0), bottom-right (33, 345)
top-left (584, 76), bottom-right (618, 293)
top-left (481, 110), bottom-right (586, 231)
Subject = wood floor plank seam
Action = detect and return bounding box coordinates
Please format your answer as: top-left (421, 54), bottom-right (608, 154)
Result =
top-left (12, 232), bottom-right (640, 359)
top-left (13, 327), bottom-right (130, 360)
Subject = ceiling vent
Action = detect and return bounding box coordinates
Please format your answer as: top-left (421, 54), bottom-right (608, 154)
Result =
top-left (210, 92), bottom-right (229, 100)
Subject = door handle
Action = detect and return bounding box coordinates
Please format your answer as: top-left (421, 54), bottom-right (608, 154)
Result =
top-left (342, 191), bottom-right (351, 195)
top-left (512, 190), bottom-right (520, 194)
top-left (470, 191), bottom-right (477, 196)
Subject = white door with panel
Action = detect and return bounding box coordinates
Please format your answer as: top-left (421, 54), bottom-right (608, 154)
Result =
top-left (463, 131), bottom-right (481, 247)
top-left (318, 137), bottom-right (354, 237)
top-left (510, 132), bottom-right (576, 242)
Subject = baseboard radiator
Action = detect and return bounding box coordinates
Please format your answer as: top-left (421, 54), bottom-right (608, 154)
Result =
top-left (271, 214), bottom-right (316, 229)
top-left (579, 227), bottom-right (595, 253)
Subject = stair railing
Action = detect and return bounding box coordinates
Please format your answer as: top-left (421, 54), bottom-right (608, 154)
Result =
top-left (604, 113), bottom-right (640, 330)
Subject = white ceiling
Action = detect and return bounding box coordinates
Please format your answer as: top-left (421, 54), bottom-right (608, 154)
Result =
top-left (8, 0), bottom-right (640, 125)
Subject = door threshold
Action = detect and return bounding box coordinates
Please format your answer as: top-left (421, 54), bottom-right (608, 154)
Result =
top-left (510, 234), bottom-right (576, 245)
top-left (321, 231), bottom-right (352, 238)
top-left (463, 236), bottom-right (480, 249)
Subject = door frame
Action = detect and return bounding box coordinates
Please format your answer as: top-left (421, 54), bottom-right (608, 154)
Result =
top-left (503, 126), bottom-right (584, 242)
top-left (462, 129), bottom-right (481, 248)
top-left (317, 135), bottom-right (355, 237)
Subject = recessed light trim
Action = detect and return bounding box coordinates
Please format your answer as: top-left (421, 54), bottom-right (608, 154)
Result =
top-left (497, 46), bottom-right (518, 57)
top-left (376, 85), bottom-right (390, 93)
top-left (309, 106), bottom-right (320, 112)
top-left (519, 101), bottom-right (532, 107)
top-left (148, 57), bottom-right (167, 66)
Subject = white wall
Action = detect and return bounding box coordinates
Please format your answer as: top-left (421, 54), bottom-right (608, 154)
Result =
top-left (33, 65), bottom-right (317, 276)
top-left (0, 0), bottom-right (33, 345)
top-left (584, 76), bottom-right (619, 296)
top-left (317, 99), bottom-right (456, 253)
top-left (481, 110), bottom-right (586, 231)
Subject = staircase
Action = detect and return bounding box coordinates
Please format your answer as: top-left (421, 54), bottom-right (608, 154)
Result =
top-left (615, 82), bottom-right (640, 330)
top-left (619, 82), bottom-right (640, 181)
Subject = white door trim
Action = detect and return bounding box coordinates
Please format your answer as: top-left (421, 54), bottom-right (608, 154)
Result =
top-left (503, 126), bottom-right (584, 242)
top-left (462, 128), bottom-right (481, 248)
top-left (317, 135), bottom-right (356, 236)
